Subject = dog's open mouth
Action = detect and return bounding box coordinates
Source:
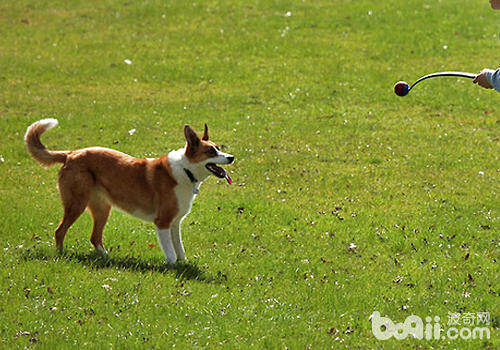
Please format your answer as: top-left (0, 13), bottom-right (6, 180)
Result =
top-left (206, 163), bottom-right (232, 184)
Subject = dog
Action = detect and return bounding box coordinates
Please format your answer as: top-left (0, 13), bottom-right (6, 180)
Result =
top-left (25, 119), bottom-right (234, 263)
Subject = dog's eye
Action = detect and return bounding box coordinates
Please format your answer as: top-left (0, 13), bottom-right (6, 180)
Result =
top-left (206, 147), bottom-right (218, 155)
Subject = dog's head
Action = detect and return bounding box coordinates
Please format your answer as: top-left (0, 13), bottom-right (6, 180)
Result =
top-left (184, 124), bottom-right (234, 184)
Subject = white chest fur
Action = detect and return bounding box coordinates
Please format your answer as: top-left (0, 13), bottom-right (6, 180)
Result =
top-left (168, 148), bottom-right (206, 221)
top-left (174, 184), bottom-right (197, 219)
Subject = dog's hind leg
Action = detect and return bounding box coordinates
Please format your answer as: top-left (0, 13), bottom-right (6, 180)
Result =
top-left (54, 167), bottom-right (93, 251)
top-left (87, 192), bottom-right (111, 254)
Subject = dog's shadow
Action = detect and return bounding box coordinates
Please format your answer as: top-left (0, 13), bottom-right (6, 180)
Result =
top-left (22, 246), bottom-right (217, 283)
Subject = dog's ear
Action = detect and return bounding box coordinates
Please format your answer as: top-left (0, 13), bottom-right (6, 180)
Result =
top-left (202, 123), bottom-right (209, 141)
top-left (184, 125), bottom-right (200, 149)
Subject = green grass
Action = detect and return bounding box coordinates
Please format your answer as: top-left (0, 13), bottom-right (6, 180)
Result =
top-left (0, 0), bottom-right (498, 348)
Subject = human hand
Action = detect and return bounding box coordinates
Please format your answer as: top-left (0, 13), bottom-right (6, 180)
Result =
top-left (473, 69), bottom-right (493, 89)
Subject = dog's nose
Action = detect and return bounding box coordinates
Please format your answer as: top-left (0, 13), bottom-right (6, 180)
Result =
top-left (227, 155), bottom-right (234, 164)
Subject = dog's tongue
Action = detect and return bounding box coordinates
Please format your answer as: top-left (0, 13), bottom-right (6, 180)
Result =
top-left (225, 172), bottom-right (232, 185)
top-left (207, 163), bottom-right (232, 184)
top-left (215, 164), bottom-right (232, 184)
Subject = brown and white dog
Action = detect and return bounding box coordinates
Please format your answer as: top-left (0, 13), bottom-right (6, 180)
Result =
top-left (25, 119), bottom-right (234, 263)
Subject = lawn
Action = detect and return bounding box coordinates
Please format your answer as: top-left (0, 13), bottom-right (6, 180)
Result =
top-left (0, 0), bottom-right (498, 348)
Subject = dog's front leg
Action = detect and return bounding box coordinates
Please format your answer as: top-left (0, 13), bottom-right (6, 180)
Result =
top-left (155, 200), bottom-right (178, 264)
top-left (156, 227), bottom-right (177, 264)
top-left (171, 219), bottom-right (185, 261)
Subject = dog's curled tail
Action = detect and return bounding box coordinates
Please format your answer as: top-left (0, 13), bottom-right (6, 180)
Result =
top-left (25, 119), bottom-right (69, 167)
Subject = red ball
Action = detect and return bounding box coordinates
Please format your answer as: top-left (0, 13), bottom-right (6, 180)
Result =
top-left (394, 81), bottom-right (409, 96)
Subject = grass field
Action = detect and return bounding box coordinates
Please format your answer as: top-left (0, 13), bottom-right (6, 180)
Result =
top-left (0, 0), bottom-right (498, 348)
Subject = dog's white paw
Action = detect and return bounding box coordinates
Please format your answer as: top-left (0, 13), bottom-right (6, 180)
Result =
top-left (176, 254), bottom-right (186, 262)
top-left (166, 255), bottom-right (177, 264)
top-left (95, 245), bottom-right (108, 255)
